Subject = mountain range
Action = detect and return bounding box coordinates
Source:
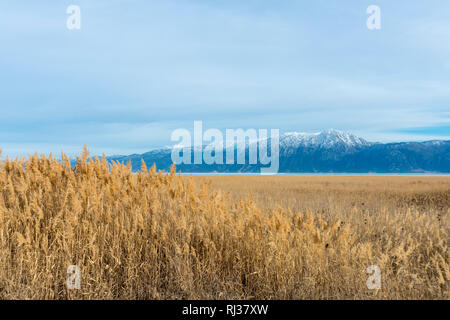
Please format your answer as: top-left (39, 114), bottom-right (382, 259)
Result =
top-left (108, 129), bottom-right (450, 173)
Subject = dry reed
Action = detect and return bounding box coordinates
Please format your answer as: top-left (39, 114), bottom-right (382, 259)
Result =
top-left (0, 148), bottom-right (448, 299)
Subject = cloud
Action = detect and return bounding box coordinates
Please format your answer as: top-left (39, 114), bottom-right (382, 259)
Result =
top-left (0, 1), bottom-right (449, 156)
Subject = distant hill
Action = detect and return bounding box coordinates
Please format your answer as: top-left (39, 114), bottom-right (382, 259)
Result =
top-left (107, 129), bottom-right (450, 173)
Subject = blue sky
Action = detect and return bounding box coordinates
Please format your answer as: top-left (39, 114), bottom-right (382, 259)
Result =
top-left (1, 0), bottom-right (449, 157)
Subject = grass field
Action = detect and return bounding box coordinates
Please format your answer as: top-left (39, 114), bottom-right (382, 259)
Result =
top-left (197, 175), bottom-right (450, 215)
top-left (0, 151), bottom-right (448, 299)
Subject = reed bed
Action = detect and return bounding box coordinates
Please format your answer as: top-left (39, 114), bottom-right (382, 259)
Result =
top-left (0, 149), bottom-right (448, 299)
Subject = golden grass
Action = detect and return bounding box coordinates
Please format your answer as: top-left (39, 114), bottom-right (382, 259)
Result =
top-left (0, 149), bottom-right (448, 299)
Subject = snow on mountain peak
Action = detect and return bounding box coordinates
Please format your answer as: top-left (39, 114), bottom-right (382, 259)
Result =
top-left (280, 129), bottom-right (370, 149)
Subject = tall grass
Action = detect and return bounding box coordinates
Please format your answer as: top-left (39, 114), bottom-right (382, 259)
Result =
top-left (0, 149), bottom-right (448, 299)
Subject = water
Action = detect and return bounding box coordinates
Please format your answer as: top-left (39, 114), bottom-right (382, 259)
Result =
top-left (181, 172), bottom-right (450, 177)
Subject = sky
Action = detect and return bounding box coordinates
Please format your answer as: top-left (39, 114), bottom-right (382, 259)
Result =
top-left (1, 0), bottom-right (449, 157)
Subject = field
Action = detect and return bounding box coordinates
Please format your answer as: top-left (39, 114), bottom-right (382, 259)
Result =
top-left (197, 175), bottom-right (450, 216)
top-left (0, 151), bottom-right (448, 299)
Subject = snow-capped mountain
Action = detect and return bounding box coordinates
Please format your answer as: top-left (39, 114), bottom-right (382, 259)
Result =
top-left (107, 130), bottom-right (450, 173)
top-left (279, 129), bottom-right (371, 149)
